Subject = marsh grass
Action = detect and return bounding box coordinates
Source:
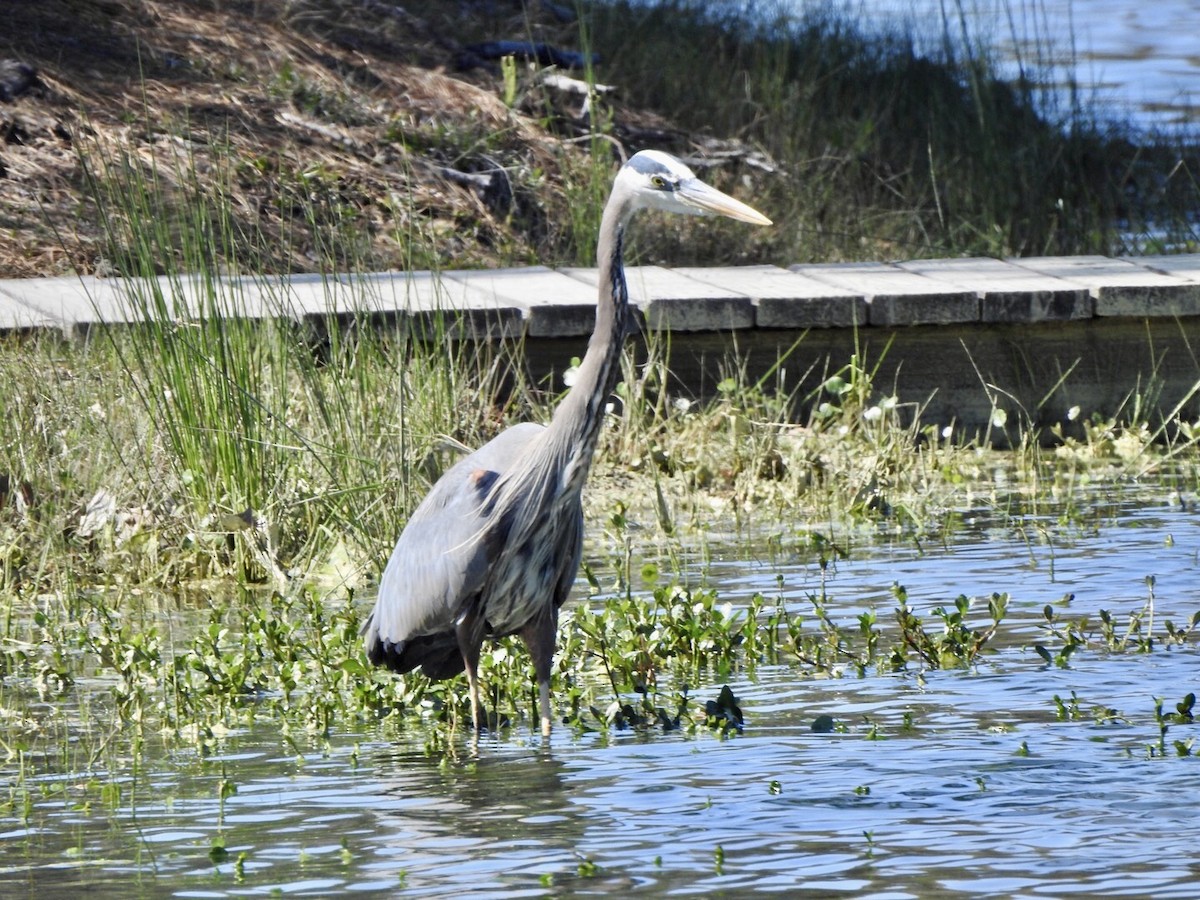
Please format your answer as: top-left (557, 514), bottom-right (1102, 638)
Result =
top-left (3, 320), bottom-right (1200, 789)
top-left (62, 130), bottom-right (554, 586)
top-left (583, 0), bottom-right (1200, 263)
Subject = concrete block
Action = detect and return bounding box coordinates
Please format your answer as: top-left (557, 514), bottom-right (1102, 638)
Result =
top-left (247, 273), bottom-right (349, 320)
top-left (340, 271), bottom-right (523, 340)
top-left (563, 265), bottom-right (753, 331)
top-left (1010, 255), bottom-right (1200, 317)
top-left (444, 267), bottom-right (599, 337)
top-left (896, 257), bottom-right (1092, 322)
top-left (0, 282), bottom-right (62, 332)
top-left (1124, 253), bottom-right (1200, 287)
top-left (0, 274), bottom-right (285, 335)
top-left (671, 265), bottom-right (866, 328)
top-left (0, 276), bottom-right (134, 334)
top-left (790, 262), bottom-right (979, 326)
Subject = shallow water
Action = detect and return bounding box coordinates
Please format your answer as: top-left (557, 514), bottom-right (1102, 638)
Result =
top-left (3, 484), bottom-right (1199, 897)
top-left (803, 0), bottom-right (1200, 127)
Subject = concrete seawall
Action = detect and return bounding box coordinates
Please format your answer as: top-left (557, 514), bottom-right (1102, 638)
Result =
top-left (2, 254), bottom-right (1198, 440)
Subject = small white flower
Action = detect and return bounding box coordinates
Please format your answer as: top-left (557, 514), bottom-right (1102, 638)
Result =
top-left (941, 425), bottom-right (954, 439)
top-left (563, 366), bottom-right (579, 388)
top-left (863, 405), bottom-right (883, 422)
top-left (1067, 405), bottom-right (1080, 421)
top-left (673, 396), bottom-right (693, 413)
top-left (991, 408), bottom-right (1008, 428)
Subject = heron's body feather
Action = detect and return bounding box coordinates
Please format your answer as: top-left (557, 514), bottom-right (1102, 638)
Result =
top-left (364, 422), bottom-right (544, 668)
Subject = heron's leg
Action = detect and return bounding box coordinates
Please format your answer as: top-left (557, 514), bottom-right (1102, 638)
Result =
top-left (456, 611), bottom-right (484, 733)
top-left (463, 647), bottom-right (483, 734)
top-left (537, 681), bottom-right (551, 738)
top-left (521, 609), bottom-right (558, 737)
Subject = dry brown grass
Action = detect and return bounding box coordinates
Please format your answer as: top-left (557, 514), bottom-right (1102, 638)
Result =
top-left (0, 0), bottom-right (632, 277)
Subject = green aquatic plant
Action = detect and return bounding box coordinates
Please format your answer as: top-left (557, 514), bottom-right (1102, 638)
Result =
top-left (1052, 691), bottom-right (1083, 722)
top-left (705, 684), bottom-right (744, 735)
top-left (1048, 692), bottom-right (1130, 727)
top-left (892, 585), bottom-right (1007, 669)
top-left (1038, 577), bottom-right (1200, 658)
top-left (565, 584), bottom-right (754, 691)
top-left (555, 583), bottom-right (764, 734)
top-left (1150, 694), bottom-right (1198, 758)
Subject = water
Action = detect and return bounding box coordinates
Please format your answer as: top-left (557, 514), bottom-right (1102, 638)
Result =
top-left (801, 0), bottom-right (1200, 128)
top-left (3, 485), bottom-right (1200, 897)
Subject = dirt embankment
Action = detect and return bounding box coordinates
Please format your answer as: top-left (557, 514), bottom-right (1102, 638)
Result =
top-left (0, 0), bottom-right (703, 279)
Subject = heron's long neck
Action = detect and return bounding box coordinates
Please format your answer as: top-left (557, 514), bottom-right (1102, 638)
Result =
top-left (542, 199), bottom-right (632, 494)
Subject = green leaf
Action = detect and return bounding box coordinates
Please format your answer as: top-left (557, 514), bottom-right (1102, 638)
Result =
top-left (1177, 693), bottom-right (1196, 719)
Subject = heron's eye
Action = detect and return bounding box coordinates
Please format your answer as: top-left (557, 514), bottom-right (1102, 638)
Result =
top-left (650, 175), bottom-right (668, 189)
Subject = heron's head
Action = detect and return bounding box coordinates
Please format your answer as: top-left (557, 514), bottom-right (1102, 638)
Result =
top-left (616, 149), bottom-right (772, 226)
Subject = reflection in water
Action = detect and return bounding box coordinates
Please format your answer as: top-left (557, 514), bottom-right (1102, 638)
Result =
top-left (368, 746), bottom-right (589, 896)
top-left (1, 487), bottom-right (1199, 896)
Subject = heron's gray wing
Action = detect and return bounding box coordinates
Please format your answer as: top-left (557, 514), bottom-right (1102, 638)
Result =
top-left (367, 422), bottom-right (545, 648)
top-left (554, 506), bottom-right (584, 610)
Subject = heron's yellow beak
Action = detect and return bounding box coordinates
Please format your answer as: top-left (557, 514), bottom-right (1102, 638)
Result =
top-left (678, 178), bottom-right (772, 226)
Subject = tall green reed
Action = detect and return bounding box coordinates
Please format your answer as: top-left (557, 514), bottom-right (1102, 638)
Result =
top-left (75, 129), bottom-right (531, 581)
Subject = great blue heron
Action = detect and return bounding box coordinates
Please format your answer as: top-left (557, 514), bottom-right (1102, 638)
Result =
top-left (363, 150), bottom-right (771, 736)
